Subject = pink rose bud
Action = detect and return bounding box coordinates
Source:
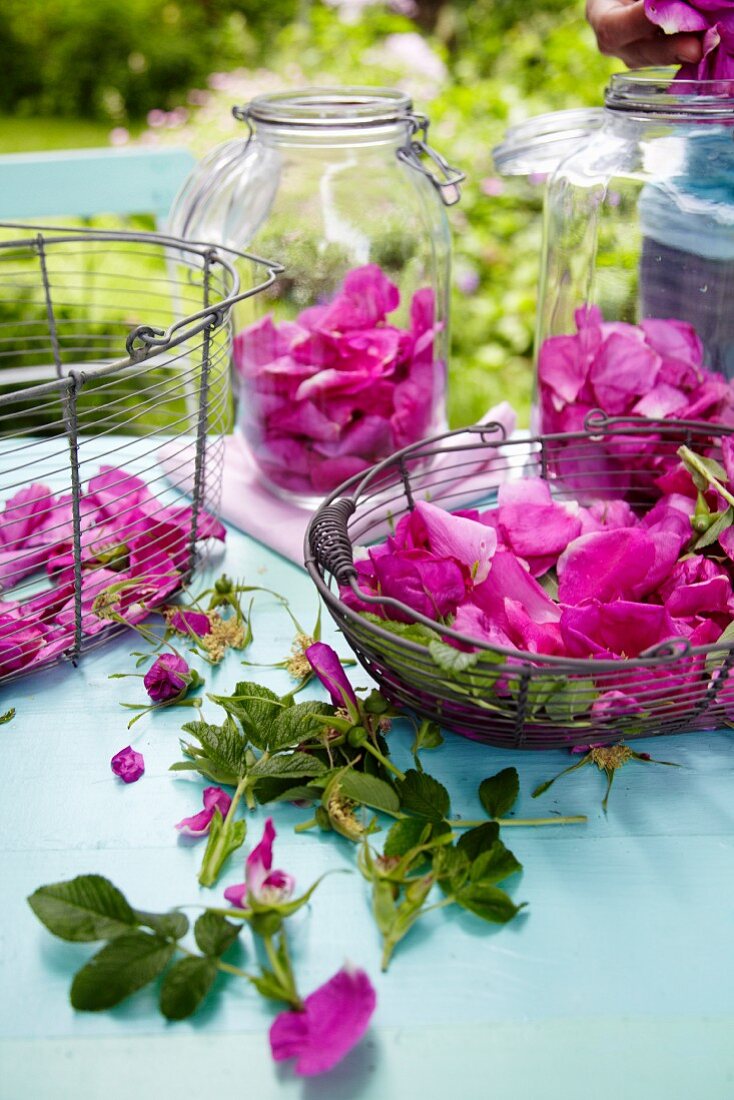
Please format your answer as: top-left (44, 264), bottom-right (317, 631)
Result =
top-left (111, 745), bottom-right (145, 783)
top-left (143, 652), bottom-right (190, 702)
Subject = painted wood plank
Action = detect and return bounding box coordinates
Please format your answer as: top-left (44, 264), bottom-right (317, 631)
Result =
top-left (0, 147), bottom-right (195, 219)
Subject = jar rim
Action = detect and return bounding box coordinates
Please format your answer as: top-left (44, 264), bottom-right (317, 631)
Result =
top-left (492, 107), bottom-right (603, 175)
top-left (605, 68), bottom-right (734, 116)
top-left (242, 86), bottom-right (414, 128)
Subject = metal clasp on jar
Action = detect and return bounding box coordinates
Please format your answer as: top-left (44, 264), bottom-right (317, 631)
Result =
top-left (397, 113), bottom-right (465, 206)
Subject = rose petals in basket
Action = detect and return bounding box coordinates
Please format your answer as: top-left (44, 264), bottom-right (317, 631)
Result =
top-left (310, 420), bottom-right (734, 747)
top-left (0, 464), bottom-right (224, 678)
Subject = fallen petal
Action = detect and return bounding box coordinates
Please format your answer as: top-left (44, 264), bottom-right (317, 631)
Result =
top-left (269, 966), bottom-right (377, 1076)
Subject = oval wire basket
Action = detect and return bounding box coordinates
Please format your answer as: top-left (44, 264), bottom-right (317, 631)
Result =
top-left (306, 415), bottom-right (734, 749)
top-left (0, 224), bottom-right (281, 683)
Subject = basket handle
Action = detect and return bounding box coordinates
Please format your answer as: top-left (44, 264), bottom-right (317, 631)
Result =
top-left (307, 498), bottom-right (357, 584)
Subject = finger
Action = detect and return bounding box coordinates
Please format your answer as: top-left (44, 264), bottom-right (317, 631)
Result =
top-left (617, 32), bottom-right (703, 67)
top-left (588, 0), bottom-right (656, 50)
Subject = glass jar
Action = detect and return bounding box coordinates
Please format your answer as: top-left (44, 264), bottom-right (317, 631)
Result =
top-left (494, 72), bottom-right (734, 439)
top-left (170, 87), bottom-right (463, 502)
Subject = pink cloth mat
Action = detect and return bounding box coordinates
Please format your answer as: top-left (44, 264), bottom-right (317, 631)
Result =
top-left (159, 402), bottom-right (518, 567)
top-left (217, 433), bottom-right (316, 565)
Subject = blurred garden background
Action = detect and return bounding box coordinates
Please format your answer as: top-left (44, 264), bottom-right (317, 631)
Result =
top-left (0, 0), bottom-right (617, 426)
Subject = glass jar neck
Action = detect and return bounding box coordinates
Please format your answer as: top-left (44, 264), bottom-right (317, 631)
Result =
top-left (604, 70), bottom-right (734, 122)
top-left (238, 86), bottom-right (415, 147)
top-left (251, 119), bottom-right (413, 149)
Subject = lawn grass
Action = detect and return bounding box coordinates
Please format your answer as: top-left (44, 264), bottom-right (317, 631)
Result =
top-left (0, 116), bottom-right (121, 154)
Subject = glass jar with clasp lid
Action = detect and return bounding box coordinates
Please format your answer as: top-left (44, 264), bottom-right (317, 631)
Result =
top-left (494, 72), bottom-right (734, 444)
top-left (170, 86), bottom-right (464, 503)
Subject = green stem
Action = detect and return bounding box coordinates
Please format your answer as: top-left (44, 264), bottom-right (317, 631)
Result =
top-left (177, 942), bottom-right (255, 983)
top-left (217, 959), bottom-right (256, 981)
top-left (445, 816), bottom-right (586, 828)
top-left (679, 445), bottom-right (734, 508)
top-left (263, 932), bottom-right (303, 1011)
top-left (199, 906), bottom-right (250, 920)
top-left (294, 816), bottom-right (319, 833)
top-left (244, 782), bottom-right (257, 812)
top-left (363, 741), bottom-right (405, 781)
top-left (496, 815), bottom-right (587, 826)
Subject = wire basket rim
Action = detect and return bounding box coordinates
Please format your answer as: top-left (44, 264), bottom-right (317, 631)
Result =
top-left (0, 222), bottom-right (283, 403)
top-left (305, 416), bottom-right (734, 675)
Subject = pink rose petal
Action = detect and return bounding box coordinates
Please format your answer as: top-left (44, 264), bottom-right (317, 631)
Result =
top-left (270, 966), bottom-right (377, 1076)
top-left (176, 786), bottom-right (232, 836)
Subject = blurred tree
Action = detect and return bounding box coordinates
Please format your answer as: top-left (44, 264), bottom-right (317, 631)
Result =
top-left (0, 0), bottom-right (302, 120)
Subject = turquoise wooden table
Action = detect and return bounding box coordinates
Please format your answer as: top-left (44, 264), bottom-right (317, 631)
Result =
top-left (0, 523), bottom-right (733, 1100)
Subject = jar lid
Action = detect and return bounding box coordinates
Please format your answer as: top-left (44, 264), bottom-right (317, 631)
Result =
top-left (492, 107), bottom-right (603, 176)
top-left (241, 87), bottom-right (413, 128)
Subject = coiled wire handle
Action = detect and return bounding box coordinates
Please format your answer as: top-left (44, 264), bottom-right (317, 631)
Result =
top-left (307, 498), bottom-right (357, 585)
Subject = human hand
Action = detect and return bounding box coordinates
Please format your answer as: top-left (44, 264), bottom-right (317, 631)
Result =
top-left (586, 0), bottom-right (703, 68)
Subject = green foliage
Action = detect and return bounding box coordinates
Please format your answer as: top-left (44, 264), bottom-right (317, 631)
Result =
top-left (27, 875), bottom-right (138, 942)
top-left (0, 0), bottom-right (300, 120)
top-left (478, 767), bottom-right (519, 819)
top-left (2, 1), bottom-right (618, 424)
top-left (71, 932), bottom-right (176, 1011)
top-left (160, 956), bottom-right (218, 1020)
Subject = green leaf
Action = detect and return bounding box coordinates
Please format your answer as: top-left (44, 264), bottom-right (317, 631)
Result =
top-left (383, 817), bottom-right (430, 857)
top-left (508, 674), bottom-right (567, 719)
top-left (478, 768), bottom-right (519, 819)
top-left (538, 571), bottom-right (559, 600)
top-left (267, 701), bottom-right (334, 752)
top-left (263, 781), bottom-right (324, 805)
top-left (208, 682), bottom-right (283, 751)
top-left (454, 883), bottom-right (525, 924)
top-left (194, 912), bottom-right (241, 957)
top-left (28, 875), bottom-right (137, 942)
top-left (434, 845), bottom-right (470, 893)
top-left (70, 931), bottom-right (175, 1010)
top-left (338, 771), bottom-right (400, 814)
top-left (470, 841), bottom-right (522, 886)
top-left (679, 448), bottom-right (728, 491)
top-left (397, 769), bottom-right (450, 822)
top-left (544, 678), bottom-right (597, 723)
top-left (456, 821), bottom-right (500, 862)
top-left (706, 620), bottom-right (734, 673)
top-left (159, 956), bottom-right (218, 1021)
top-left (694, 506), bottom-right (734, 550)
top-left (134, 910), bottom-right (189, 940)
top-left (180, 716), bottom-right (248, 785)
top-left (249, 752), bottom-right (328, 780)
top-left (0, 706), bottom-right (15, 724)
top-left (428, 640), bottom-right (481, 675)
top-left (361, 612), bottom-right (441, 646)
top-left (410, 719), bottom-right (444, 762)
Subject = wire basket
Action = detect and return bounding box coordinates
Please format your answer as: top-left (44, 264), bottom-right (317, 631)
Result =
top-left (306, 415), bottom-right (734, 749)
top-left (0, 224), bottom-right (280, 683)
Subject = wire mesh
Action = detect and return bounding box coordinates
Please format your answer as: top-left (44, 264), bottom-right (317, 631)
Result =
top-left (306, 415), bottom-right (734, 748)
top-left (0, 224), bottom-right (280, 684)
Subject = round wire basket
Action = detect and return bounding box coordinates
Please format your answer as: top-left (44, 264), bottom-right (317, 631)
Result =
top-left (305, 415), bottom-right (734, 749)
top-left (0, 223), bottom-right (280, 683)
